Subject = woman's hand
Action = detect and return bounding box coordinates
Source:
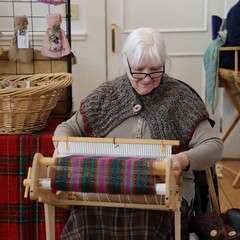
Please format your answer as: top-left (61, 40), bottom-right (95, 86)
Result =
top-left (171, 153), bottom-right (190, 172)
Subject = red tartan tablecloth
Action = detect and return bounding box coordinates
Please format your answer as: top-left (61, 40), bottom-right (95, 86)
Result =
top-left (0, 118), bottom-right (69, 240)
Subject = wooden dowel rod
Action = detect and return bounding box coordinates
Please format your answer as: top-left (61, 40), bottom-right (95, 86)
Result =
top-left (23, 167), bottom-right (32, 198)
top-left (40, 158), bottom-right (55, 166)
top-left (39, 157), bottom-right (172, 173)
top-left (52, 136), bottom-right (180, 146)
top-left (221, 164), bottom-right (238, 175)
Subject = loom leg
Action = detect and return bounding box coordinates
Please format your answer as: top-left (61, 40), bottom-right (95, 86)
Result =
top-left (233, 172), bottom-right (240, 188)
top-left (174, 201), bottom-right (181, 240)
top-left (221, 163), bottom-right (240, 188)
top-left (44, 203), bottom-right (55, 240)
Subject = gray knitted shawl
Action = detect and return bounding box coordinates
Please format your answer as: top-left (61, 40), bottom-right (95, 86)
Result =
top-left (80, 74), bottom-right (209, 152)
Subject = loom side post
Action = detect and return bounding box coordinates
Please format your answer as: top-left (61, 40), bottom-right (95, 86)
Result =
top-left (29, 153), bottom-right (56, 204)
top-left (174, 201), bottom-right (181, 240)
top-left (164, 157), bottom-right (172, 208)
top-left (30, 153), bottom-right (45, 200)
top-left (165, 156), bottom-right (182, 240)
top-left (23, 153), bottom-right (57, 240)
top-left (44, 164), bottom-right (56, 240)
top-left (44, 203), bottom-right (55, 240)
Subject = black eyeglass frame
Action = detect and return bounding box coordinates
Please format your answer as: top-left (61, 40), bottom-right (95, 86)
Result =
top-left (126, 57), bottom-right (165, 80)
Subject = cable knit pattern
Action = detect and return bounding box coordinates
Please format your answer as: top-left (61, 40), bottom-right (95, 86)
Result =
top-left (80, 74), bottom-right (209, 152)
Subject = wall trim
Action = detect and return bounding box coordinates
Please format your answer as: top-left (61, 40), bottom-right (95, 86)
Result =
top-left (0, 32), bottom-right (86, 47)
top-left (169, 52), bottom-right (204, 57)
top-left (0, 31), bottom-right (203, 57)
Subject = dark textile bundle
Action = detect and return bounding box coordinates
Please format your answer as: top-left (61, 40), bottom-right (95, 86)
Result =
top-left (189, 211), bottom-right (240, 240)
top-left (226, 208), bottom-right (240, 232)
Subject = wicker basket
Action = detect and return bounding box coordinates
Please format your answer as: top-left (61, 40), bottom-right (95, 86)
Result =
top-left (0, 73), bottom-right (73, 134)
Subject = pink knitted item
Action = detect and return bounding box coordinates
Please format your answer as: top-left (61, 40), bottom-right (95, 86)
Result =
top-left (41, 13), bottom-right (71, 58)
top-left (38, 0), bottom-right (66, 6)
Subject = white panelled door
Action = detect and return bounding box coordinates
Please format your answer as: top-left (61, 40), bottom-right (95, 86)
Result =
top-left (105, 0), bottom-right (210, 98)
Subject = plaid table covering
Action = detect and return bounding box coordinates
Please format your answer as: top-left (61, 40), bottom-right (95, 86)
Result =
top-left (0, 118), bottom-right (69, 240)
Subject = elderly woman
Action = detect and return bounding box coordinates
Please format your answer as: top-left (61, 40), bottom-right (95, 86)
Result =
top-left (55, 27), bottom-right (223, 240)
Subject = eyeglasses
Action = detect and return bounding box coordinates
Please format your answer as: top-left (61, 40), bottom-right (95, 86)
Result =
top-left (126, 57), bottom-right (165, 80)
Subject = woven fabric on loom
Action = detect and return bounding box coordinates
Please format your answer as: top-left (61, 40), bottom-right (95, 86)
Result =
top-left (51, 156), bottom-right (157, 195)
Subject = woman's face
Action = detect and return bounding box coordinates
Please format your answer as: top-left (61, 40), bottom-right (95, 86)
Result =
top-left (126, 58), bottom-right (164, 95)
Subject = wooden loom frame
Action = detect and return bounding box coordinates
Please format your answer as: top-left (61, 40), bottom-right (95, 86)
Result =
top-left (23, 137), bottom-right (182, 240)
top-left (218, 46), bottom-right (240, 188)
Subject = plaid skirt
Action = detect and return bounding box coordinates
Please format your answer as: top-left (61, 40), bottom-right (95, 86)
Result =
top-left (60, 204), bottom-right (190, 240)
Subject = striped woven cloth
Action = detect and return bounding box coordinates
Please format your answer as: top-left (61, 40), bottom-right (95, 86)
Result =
top-left (51, 155), bottom-right (157, 195)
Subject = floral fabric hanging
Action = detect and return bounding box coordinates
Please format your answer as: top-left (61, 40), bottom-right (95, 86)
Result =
top-left (41, 13), bottom-right (71, 58)
top-left (38, 0), bottom-right (66, 6)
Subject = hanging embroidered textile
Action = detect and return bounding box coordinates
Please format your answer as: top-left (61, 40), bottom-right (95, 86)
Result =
top-left (38, 0), bottom-right (66, 6)
top-left (41, 13), bottom-right (71, 58)
top-left (51, 155), bottom-right (157, 195)
top-left (8, 15), bottom-right (33, 63)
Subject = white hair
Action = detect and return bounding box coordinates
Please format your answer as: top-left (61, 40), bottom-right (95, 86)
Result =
top-left (122, 27), bottom-right (168, 68)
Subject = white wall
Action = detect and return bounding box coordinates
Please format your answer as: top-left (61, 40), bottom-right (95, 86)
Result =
top-left (0, 0), bottom-right (239, 158)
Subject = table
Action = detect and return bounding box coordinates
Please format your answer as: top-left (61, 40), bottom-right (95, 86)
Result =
top-left (0, 118), bottom-right (69, 240)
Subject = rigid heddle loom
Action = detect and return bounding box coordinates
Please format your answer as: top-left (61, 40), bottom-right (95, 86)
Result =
top-left (23, 136), bottom-right (182, 240)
